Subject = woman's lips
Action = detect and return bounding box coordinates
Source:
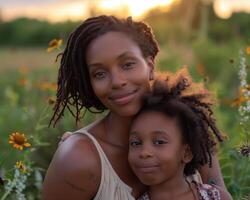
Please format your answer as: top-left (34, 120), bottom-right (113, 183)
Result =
top-left (109, 90), bottom-right (138, 105)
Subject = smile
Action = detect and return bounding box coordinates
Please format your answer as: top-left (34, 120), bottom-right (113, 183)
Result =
top-left (136, 165), bottom-right (160, 173)
top-left (109, 90), bottom-right (138, 105)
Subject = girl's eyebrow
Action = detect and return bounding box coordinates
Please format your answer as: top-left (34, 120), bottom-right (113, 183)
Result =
top-left (129, 130), bottom-right (169, 136)
top-left (129, 131), bottom-right (139, 135)
top-left (152, 130), bottom-right (168, 135)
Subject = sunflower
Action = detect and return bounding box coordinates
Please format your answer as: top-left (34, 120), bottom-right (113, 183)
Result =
top-left (47, 96), bottom-right (56, 105)
top-left (47, 39), bottom-right (63, 52)
top-left (36, 82), bottom-right (57, 91)
top-left (15, 161), bottom-right (27, 173)
top-left (9, 132), bottom-right (31, 151)
top-left (18, 78), bottom-right (28, 86)
top-left (246, 46), bottom-right (250, 55)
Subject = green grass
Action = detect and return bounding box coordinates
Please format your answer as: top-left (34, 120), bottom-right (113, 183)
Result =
top-left (0, 46), bottom-right (249, 199)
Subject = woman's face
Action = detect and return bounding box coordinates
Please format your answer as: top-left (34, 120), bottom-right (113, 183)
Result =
top-left (128, 111), bottom-right (188, 186)
top-left (86, 31), bottom-right (154, 116)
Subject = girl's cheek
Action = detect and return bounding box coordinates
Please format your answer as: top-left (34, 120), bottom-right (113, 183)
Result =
top-left (128, 149), bottom-right (139, 166)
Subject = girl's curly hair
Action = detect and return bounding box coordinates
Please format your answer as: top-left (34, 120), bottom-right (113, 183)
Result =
top-left (135, 68), bottom-right (225, 176)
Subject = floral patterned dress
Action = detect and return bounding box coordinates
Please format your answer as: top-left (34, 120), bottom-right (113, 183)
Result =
top-left (137, 182), bottom-right (221, 200)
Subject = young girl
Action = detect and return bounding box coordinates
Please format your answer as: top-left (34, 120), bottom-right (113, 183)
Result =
top-left (128, 70), bottom-right (231, 200)
top-left (42, 15), bottom-right (231, 199)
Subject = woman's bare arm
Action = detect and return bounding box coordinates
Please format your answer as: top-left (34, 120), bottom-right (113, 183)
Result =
top-left (42, 134), bottom-right (101, 200)
top-left (199, 154), bottom-right (232, 199)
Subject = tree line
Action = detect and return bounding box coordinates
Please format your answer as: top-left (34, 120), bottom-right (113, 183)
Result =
top-left (0, 2), bottom-right (249, 47)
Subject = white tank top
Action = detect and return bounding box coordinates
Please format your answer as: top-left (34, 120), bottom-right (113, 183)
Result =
top-left (75, 128), bottom-right (135, 200)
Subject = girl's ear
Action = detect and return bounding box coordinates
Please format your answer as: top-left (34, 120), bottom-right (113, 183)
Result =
top-left (182, 145), bottom-right (193, 164)
top-left (146, 56), bottom-right (155, 81)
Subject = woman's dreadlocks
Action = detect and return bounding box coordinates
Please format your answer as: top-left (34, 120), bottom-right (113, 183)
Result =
top-left (50, 15), bottom-right (159, 126)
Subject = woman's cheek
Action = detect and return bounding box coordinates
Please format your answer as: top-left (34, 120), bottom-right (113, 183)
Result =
top-left (130, 66), bottom-right (150, 83)
top-left (91, 79), bottom-right (110, 97)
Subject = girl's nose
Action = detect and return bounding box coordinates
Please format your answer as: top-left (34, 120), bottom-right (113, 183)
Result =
top-left (111, 68), bottom-right (127, 89)
top-left (139, 146), bottom-right (153, 159)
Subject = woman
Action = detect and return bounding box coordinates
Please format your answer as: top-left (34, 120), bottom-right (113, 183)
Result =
top-left (42, 15), bottom-right (230, 200)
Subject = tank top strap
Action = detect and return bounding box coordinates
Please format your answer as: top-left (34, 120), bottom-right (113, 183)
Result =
top-left (74, 129), bottom-right (132, 191)
top-left (74, 129), bottom-right (110, 165)
top-left (65, 128), bottom-right (134, 200)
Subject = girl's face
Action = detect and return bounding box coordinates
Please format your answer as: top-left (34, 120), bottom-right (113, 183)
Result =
top-left (86, 31), bottom-right (154, 117)
top-left (128, 111), bottom-right (191, 186)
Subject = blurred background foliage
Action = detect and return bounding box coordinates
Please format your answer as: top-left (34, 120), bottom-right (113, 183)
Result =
top-left (0, 0), bottom-right (250, 199)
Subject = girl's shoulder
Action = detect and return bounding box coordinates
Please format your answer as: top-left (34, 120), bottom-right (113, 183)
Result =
top-left (137, 192), bottom-right (150, 200)
top-left (196, 183), bottom-right (221, 200)
top-left (195, 182), bottom-right (232, 200)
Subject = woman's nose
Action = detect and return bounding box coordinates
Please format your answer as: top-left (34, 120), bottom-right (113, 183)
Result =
top-left (111, 68), bottom-right (127, 89)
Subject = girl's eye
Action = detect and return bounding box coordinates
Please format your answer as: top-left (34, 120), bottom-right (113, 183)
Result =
top-left (130, 140), bottom-right (142, 146)
top-left (123, 61), bottom-right (136, 69)
top-left (93, 71), bottom-right (106, 79)
top-left (153, 140), bottom-right (167, 145)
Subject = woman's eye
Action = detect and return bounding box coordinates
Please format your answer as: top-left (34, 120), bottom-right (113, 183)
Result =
top-left (130, 140), bottom-right (141, 146)
top-left (153, 140), bottom-right (167, 145)
top-left (123, 61), bottom-right (135, 69)
top-left (93, 71), bottom-right (106, 79)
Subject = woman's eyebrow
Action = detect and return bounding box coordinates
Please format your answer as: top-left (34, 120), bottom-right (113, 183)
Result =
top-left (88, 51), bottom-right (135, 68)
top-left (88, 63), bottom-right (104, 68)
top-left (117, 51), bottom-right (136, 60)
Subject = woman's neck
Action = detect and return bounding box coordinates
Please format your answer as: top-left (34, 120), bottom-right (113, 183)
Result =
top-left (149, 173), bottom-right (190, 200)
top-left (103, 112), bottom-right (133, 148)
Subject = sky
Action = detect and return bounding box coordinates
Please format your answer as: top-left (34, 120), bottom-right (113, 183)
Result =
top-left (0, 0), bottom-right (250, 22)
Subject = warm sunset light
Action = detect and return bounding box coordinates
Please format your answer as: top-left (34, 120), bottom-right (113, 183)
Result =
top-left (2, 1), bottom-right (89, 22)
top-left (98, 0), bottom-right (177, 17)
top-left (214, 0), bottom-right (250, 19)
top-left (1, 0), bottom-right (250, 22)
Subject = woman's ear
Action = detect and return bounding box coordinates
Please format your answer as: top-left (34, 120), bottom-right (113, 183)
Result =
top-left (182, 145), bottom-right (193, 164)
top-left (146, 56), bottom-right (155, 81)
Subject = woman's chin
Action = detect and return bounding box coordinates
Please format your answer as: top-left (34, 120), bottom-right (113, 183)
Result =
top-left (112, 105), bottom-right (141, 117)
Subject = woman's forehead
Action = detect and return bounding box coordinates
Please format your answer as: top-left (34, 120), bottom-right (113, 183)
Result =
top-left (86, 31), bottom-right (142, 64)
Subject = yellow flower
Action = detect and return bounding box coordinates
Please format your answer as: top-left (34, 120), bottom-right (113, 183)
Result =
top-left (246, 46), bottom-right (250, 55)
top-left (15, 161), bottom-right (27, 173)
top-left (36, 82), bottom-right (57, 91)
top-left (47, 96), bottom-right (56, 105)
top-left (9, 132), bottom-right (31, 151)
top-left (18, 66), bottom-right (30, 75)
top-left (18, 78), bottom-right (28, 86)
top-left (47, 39), bottom-right (63, 52)
top-left (231, 86), bottom-right (250, 107)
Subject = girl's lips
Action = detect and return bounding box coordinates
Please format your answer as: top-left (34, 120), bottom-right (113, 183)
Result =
top-left (136, 165), bottom-right (160, 173)
top-left (109, 90), bottom-right (138, 105)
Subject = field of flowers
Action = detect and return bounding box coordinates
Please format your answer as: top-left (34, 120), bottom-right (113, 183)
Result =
top-left (0, 40), bottom-right (249, 200)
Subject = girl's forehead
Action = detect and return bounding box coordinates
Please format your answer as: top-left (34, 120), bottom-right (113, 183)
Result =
top-left (130, 112), bottom-right (183, 141)
top-left (86, 31), bottom-right (142, 63)
top-left (132, 111), bottom-right (179, 131)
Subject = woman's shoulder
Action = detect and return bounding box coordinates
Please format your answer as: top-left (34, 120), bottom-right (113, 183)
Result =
top-left (42, 131), bottom-right (101, 199)
top-left (54, 130), bottom-right (102, 180)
